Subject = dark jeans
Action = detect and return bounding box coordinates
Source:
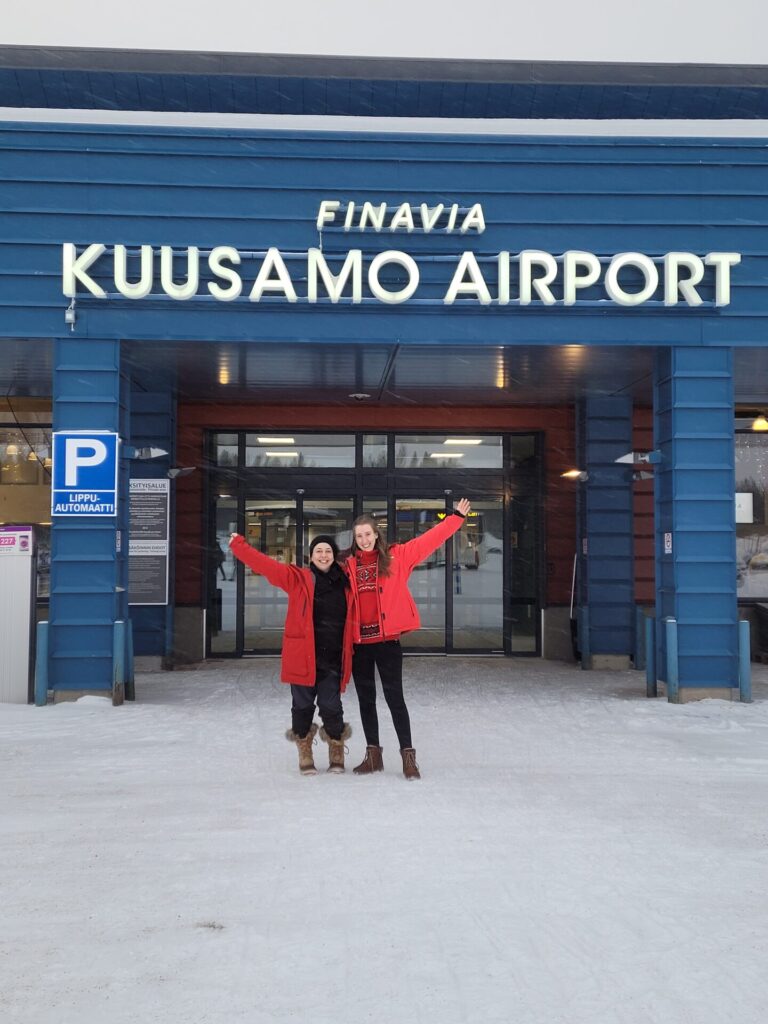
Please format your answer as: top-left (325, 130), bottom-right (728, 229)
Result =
top-left (290, 664), bottom-right (344, 740)
top-left (352, 640), bottom-right (412, 749)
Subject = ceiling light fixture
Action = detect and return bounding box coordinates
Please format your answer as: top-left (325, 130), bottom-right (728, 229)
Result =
top-left (257, 436), bottom-right (295, 444)
top-left (266, 451), bottom-right (299, 457)
top-left (751, 414), bottom-right (768, 432)
top-left (444, 438), bottom-right (482, 445)
top-left (561, 469), bottom-right (589, 482)
top-left (429, 452), bottom-right (463, 459)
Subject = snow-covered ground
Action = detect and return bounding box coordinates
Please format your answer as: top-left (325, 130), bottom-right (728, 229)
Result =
top-left (2, 658), bottom-right (768, 1024)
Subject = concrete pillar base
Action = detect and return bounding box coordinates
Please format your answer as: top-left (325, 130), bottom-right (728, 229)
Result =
top-left (584, 654), bottom-right (632, 671)
top-left (541, 607), bottom-right (577, 662)
top-left (669, 687), bottom-right (736, 704)
top-left (174, 607), bottom-right (206, 664)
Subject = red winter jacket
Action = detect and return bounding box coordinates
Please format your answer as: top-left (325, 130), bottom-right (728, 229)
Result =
top-left (229, 535), bottom-right (354, 689)
top-left (344, 512), bottom-right (466, 643)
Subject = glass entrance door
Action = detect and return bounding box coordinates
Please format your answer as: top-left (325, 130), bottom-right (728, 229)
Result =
top-left (392, 496), bottom-right (505, 652)
top-left (244, 499), bottom-right (297, 652)
top-left (209, 494), bottom-right (354, 656)
top-left (452, 498), bottom-right (504, 650)
top-left (395, 499), bottom-right (447, 650)
top-left (210, 496), bottom-right (239, 654)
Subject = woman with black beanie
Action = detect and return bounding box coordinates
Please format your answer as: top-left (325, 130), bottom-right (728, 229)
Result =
top-left (229, 531), bottom-right (353, 775)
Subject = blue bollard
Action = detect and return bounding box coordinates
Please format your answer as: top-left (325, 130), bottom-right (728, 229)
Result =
top-left (34, 620), bottom-right (49, 706)
top-left (739, 619), bottom-right (753, 703)
top-left (125, 619), bottom-right (135, 702)
top-left (665, 617), bottom-right (679, 702)
top-left (112, 620), bottom-right (126, 705)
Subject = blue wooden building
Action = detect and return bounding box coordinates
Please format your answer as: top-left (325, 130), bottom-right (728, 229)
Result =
top-left (1, 46), bottom-right (767, 702)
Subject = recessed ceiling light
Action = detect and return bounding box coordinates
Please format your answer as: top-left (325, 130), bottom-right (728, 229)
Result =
top-left (257, 436), bottom-right (295, 444)
top-left (444, 438), bottom-right (482, 445)
top-left (266, 451), bottom-right (299, 457)
top-left (429, 452), bottom-right (463, 459)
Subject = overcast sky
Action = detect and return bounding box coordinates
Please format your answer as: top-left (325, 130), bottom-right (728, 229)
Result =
top-left (3, 0), bottom-right (767, 64)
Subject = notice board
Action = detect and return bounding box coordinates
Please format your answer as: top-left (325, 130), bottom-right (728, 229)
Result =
top-left (129, 479), bottom-right (169, 605)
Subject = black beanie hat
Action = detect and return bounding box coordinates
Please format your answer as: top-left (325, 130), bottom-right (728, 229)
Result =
top-left (309, 534), bottom-right (339, 560)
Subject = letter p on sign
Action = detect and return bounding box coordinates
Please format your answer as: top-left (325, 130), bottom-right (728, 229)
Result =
top-left (64, 438), bottom-right (108, 486)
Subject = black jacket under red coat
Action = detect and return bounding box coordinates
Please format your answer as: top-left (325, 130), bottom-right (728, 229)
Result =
top-left (229, 535), bottom-right (353, 689)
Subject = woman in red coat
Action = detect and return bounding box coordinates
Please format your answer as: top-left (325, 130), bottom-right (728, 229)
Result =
top-left (229, 532), bottom-right (353, 775)
top-left (344, 498), bottom-right (471, 780)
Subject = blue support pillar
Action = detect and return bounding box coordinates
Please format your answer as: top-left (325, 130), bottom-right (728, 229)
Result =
top-left (576, 397), bottom-right (635, 669)
top-left (653, 348), bottom-right (738, 702)
top-left (49, 338), bottom-right (130, 700)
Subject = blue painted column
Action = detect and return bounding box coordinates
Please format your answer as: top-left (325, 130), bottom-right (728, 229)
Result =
top-left (653, 348), bottom-right (738, 701)
top-left (49, 338), bottom-right (130, 700)
top-left (130, 391), bottom-right (176, 662)
top-left (576, 397), bottom-right (635, 668)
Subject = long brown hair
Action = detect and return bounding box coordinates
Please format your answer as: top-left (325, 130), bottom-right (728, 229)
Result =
top-left (350, 514), bottom-right (392, 576)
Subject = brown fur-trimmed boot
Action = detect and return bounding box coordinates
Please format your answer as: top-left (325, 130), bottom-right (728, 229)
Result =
top-left (319, 723), bottom-right (352, 774)
top-left (285, 723), bottom-right (319, 775)
top-left (352, 745), bottom-right (384, 775)
top-left (400, 747), bottom-right (421, 780)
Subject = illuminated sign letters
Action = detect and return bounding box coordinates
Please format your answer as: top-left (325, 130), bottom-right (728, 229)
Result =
top-left (61, 201), bottom-right (742, 309)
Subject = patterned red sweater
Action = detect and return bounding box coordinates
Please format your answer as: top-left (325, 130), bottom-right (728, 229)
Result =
top-left (355, 550), bottom-right (387, 643)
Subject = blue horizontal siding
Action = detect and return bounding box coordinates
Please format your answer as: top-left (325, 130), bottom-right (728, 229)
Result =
top-left (1, 121), bottom-right (768, 345)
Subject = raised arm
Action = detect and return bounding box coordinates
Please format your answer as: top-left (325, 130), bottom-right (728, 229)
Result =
top-left (229, 533), bottom-right (301, 593)
top-left (397, 499), bottom-right (471, 573)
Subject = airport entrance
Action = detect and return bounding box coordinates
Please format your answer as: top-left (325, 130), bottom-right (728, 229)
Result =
top-left (207, 432), bottom-right (542, 656)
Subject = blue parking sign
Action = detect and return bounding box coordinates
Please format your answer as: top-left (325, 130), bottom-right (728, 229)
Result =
top-left (51, 431), bottom-right (119, 517)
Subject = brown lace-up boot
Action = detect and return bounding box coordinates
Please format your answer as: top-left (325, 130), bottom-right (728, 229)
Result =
top-left (352, 745), bottom-right (384, 775)
top-left (400, 747), bottom-right (421, 780)
top-left (285, 723), bottom-right (318, 775)
top-left (319, 723), bottom-right (352, 773)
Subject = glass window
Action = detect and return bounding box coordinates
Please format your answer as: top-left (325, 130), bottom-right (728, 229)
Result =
top-left (736, 433), bottom-right (768, 599)
top-left (0, 426), bottom-right (53, 600)
top-left (510, 603), bottom-right (538, 653)
top-left (214, 433), bottom-right (238, 467)
top-left (357, 498), bottom-right (389, 549)
top-left (302, 499), bottom-right (354, 562)
top-left (362, 435), bottom-right (388, 468)
top-left (245, 433), bottom-right (355, 469)
top-left (394, 435), bottom-right (503, 469)
top-left (0, 399), bottom-right (51, 425)
top-left (509, 435), bottom-right (536, 465)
